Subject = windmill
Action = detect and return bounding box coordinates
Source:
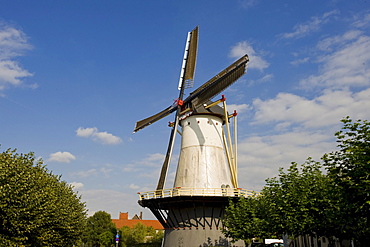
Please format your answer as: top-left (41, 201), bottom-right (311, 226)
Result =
top-left (135, 26), bottom-right (250, 247)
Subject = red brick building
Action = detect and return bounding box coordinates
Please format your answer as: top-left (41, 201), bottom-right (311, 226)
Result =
top-left (112, 212), bottom-right (164, 230)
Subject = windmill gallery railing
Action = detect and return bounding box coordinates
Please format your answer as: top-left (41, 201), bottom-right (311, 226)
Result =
top-left (137, 187), bottom-right (258, 200)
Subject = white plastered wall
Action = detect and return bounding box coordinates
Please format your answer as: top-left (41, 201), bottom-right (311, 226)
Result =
top-left (173, 114), bottom-right (233, 191)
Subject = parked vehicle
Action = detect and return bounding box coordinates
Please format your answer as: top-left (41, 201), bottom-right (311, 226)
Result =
top-left (264, 239), bottom-right (284, 247)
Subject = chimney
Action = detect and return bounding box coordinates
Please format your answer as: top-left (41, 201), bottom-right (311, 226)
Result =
top-left (119, 212), bottom-right (129, 220)
top-left (140, 211), bottom-right (143, 220)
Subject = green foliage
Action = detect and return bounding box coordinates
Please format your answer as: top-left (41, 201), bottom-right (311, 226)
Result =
top-left (223, 195), bottom-right (269, 242)
top-left (120, 226), bottom-right (133, 247)
top-left (148, 227), bottom-right (164, 246)
top-left (131, 222), bottom-right (148, 243)
top-left (98, 231), bottom-right (115, 246)
top-left (323, 117), bottom-right (370, 245)
top-left (262, 158), bottom-right (338, 238)
top-left (223, 117), bottom-right (370, 245)
top-left (119, 223), bottom-right (163, 247)
top-left (82, 211), bottom-right (117, 247)
top-left (224, 159), bottom-right (337, 243)
top-left (79, 211), bottom-right (163, 247)
top-left (0, 148), bottom-right (87, 246)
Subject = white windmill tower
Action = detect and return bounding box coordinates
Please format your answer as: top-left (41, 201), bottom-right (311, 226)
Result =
top-left (134, 26), bottom-right (250, 247)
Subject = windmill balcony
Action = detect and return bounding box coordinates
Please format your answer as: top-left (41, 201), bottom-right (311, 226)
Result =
top-left (137, 187), bottom-right (256, 200)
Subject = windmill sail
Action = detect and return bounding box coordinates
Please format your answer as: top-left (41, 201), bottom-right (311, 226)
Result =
top-left (134, 27), bottom-right (250, 247)
top-left (156, 118), bottom-right (179, 190)
top-left (178, 26), bottom-right (198, 90)
top-left (133, 27), bottom-right (249, 191)
top-left (185, 54), bottom-right (249, 108)
top-left (133, 105), bottom-right (176, 133)
top-left (156, 26), bottom-right (198, 190)
top-left (133, 54), bottom-right (248, 133)
top-left (133, 27), bottom-right (199, 134)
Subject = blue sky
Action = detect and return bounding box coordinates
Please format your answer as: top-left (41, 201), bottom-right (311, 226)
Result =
top-left (1, 1), bottom-right (370, 219)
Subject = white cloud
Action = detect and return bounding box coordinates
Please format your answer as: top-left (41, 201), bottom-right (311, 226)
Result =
top-left (79, 189), bottom-right (146, 217)
top-left (316, 30), bottom-right (363, 52)
top-left (229, 41), bottom-right (269, 71)
top-left (252, 89), bottom-right (370, 129)
top-left (122, 164), bottom-right (141, 172)
top-left (300, 34), bottom-right (370, 89)
top-left (48, 151), bottom-right (76, 163)
top-left (0, 23), bottom-right (32, 59)
top-left (71, 169), bottom-right (98, 178)
top-left (76, 127), bottom-right (97, 137)
top-left (239, 19), bottom-right (370, 190)
top-left (239, 132), bottom-right (334, 165)
top-left (239, 0), bottom-right (259, 9)
top-left (227, 103), bottom-right (250, 115)
top-left (71, 165), bottom-right (113, 178)
top-left (290, 57), bottom-right (310, 66)
top-left (76, 127), bottom-right (122, 145)
top-left (237, 130), bottom-right (336, 189)
top-left (123, 153), bottom-right (164, 172)
top-left (281, 10), bottom-right (340, 39)
top-left (0, 22), bottom-right (33, 91)
top-left (257, 74), bottom-right (273, 83)
top-left (122, 153), bottom-right (168, 189)
top-left (69, 182), bottom-right (84, 190)
top-left (129, 183), bottom-right (140, 190)
top-left (137, 153), bottom-right (165, 167)
top-left (245, 74), bottom-right (274, 87)
top-left (352, 12), bottom-right (370, 28)
top-left (100, 167), bottom-right (113, 178)
top-left (0, 61), bottom-right (33, 89)
top-left (93, 131), bottom-right (122, 145)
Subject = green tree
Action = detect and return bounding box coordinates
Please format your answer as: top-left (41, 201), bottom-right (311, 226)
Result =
top-left (223, 159), bottom-right (337, 244)
top-left (119, 223), bottom-right (163, 247)
top-left (223, 117), bottom-right (370, 246)
top-left (323, 117), bottom-right (370, 246)
top-left (262, 158), bottom-right (338, 238)
top-left (131, 222), bottom-right (148, 244)
top-left (119, 226), bottom-right (134, 247)
top-left (82, 211), bottom-right (117, 247)
top-left (223, 195), bottom-right (269, 243)
top-left (98, 231), bottom-right (115, 246)
top-left (0, 148), bottom-right (87, 246)
top-left (147, 226), bottom-right (163, 246)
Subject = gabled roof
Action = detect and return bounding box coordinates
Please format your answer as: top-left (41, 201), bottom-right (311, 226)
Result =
top-left (112, 218), bottom-right (164, 230)
top-left (112, 212), bottom-right (164, 230)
